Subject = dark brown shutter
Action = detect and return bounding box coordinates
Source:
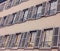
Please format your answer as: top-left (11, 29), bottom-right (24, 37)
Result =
top-left (52, 27), bottom-right (59, 47)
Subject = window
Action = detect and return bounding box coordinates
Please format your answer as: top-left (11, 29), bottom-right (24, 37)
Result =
top-left (18, 32), bottom-right (28, 48)
top-left (16, 11), bottom-right (24, 23)
top-left (23, 9), bottom-right (28, 22)
top-left (52, 27), bottom-right (59, 47)
top-left (45, 1), bottom-right (50, 16)
top-left (6, 34), bottom-right (13, 48)
top-left (0, 17), bottom-right (7, 27)
top-left (6, 13), bottom-right (16, 26)
top-left (50, 0), bottom-right (57, 15)
top-left (57, 0), bottom-right (60, 12)
top-left (36, 4), bottom-right (42, 19)
top-left (25, 31), bottom-right (38, 49)
top-left (9, 33), bottom-right (21, 48)
top-left (27, 7), bottom-right (33, 20)
top-left (4, 0), bottom-right (13, 9)
top-left (31, 6), bottom-right (37, 20)
top-left (0, 3), bottom-right (5, 12)
top-left (3, 16), bottom-right (8, 26)
top-left (41, 2), bottom-right (46, 16)
top-left (41, 28), bottom-right (53, 47)
top-left (0, 0), bottom-right (6, 3)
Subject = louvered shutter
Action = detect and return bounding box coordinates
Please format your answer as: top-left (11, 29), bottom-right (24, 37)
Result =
top-left (45, 1), bottom-right (50, 16)
top-left (50, 0), bottom-right (57, 15)
top-left (23, 9), bottom-right (28, 22)
top-left (52, 27), bottom-right (59, 47)
top-left (57, 0), bottom-right (60, 12)
top-left (27, 7), bottom-right (33, 20)
top-left (31, 6), bottom-right (37, 20)
top-left (41, 2), bottom-right (46, 16)
top-left (0, 3), bottom-right (5, 12)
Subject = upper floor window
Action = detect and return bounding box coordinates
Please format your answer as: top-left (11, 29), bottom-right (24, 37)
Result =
top-left (50, 0), bottom-right (57, 15)
top-left (23, 9), bottom-right (28, 22)
top-left (36, 4), bottom-right (42, 19)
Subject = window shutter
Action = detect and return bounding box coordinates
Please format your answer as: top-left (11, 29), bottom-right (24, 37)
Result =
top-left (57, 0), bottom-right (60, 12)
top-left (27, 7), bottom-right (33, 20)
top-left (23, 9), bottom-right (28, 22)
top-left (31, 6), bottom-right (37, 20)
top-left (34, 30), bottom-right (42, 49)
top-left (52, 27), bottom-right (59, 47)
top-left (41, 2), bottom-right (46, 16)
top-left (6, 34), bottom-right (13, 48)
top-left (50, 0), bottom-right (57, 15)
top-left (45, 1), bottom-right (50, 16)
top-left (0, 3), bottom-right (5, 12)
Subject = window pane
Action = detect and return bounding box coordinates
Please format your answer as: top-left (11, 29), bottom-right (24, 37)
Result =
top-left (23, 9), bottom-right (28, 21)
top-left (42, 29), bottom-right (53, 47)
top-left (36, 4), bottom-right (42, 18)
top-left (50, 1), bottom-right (57, 15)
top-left (27, 31), bottom-right (37, 48)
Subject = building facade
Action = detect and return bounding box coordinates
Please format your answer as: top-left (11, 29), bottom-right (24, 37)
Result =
top-left (0, 0), bottom-right (60, 51)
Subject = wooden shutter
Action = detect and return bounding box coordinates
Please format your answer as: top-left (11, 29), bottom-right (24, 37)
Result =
top-left (57, 0), bottom-right (60, 12)
top-left (41, 2), bottom-right (46, 16)
top-left (45, 1), bottom-right (50, 16)
top-left (52, 27), bottom-right (59, 47)
top-left (31, 6), bottom-right (37, 20)
top-left (34, 30), bottom-right (42, 49)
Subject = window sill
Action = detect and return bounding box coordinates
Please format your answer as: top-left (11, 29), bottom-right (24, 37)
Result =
top-left (40, 47), bottom-right (51, 50)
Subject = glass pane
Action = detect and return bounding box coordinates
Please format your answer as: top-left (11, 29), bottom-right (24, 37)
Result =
top-left (50, 1), bottom-right (57, 15)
